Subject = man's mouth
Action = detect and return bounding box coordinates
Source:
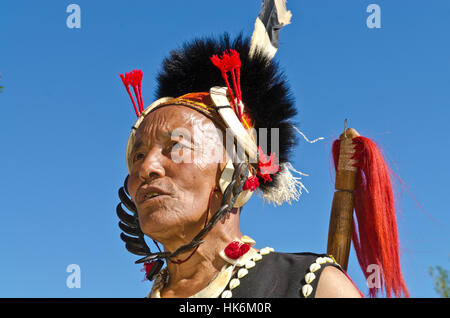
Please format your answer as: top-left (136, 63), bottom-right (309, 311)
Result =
top-left (145, 192), bottom-right (162, 200)
top-left (137, 186), bottom-right (170, 204)
top-left (140, 193), bottom-right (170, 207)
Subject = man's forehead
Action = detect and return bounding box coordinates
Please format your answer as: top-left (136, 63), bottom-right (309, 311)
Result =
top-left (138, 106), bottom-right (192, 131)
top-left (134, 105), bottom-right (216, 143)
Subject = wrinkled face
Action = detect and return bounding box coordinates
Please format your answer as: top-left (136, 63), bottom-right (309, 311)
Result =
top-left (126, 106), bottom-right (227, 240)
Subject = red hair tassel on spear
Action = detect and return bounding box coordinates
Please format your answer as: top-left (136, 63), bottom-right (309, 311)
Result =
top-left (327, 121), bottom-right (409, 298)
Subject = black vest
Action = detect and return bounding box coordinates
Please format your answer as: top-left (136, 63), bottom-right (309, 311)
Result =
top-left (229, 252), bottom-right (341, 298)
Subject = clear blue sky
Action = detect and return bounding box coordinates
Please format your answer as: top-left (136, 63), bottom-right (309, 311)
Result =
top-left (0, 0), bottom-right (448, 298)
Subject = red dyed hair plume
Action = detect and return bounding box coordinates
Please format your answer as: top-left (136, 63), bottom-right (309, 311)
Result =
top-left (211, 51), bottom-right (280, 191)
top-left (332, 136), bottom-right (409, 298)
top-left (119, 69), bottom-right (144, 117)
top-left (210, 49), bottom-right (243, 121)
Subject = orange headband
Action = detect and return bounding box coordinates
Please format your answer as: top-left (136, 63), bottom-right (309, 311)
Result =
top-left (152, 92), bottom-right (254, 131)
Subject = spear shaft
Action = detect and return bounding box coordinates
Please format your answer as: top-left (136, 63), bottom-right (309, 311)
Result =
top-left (327, 127), bottom-right (360, 270)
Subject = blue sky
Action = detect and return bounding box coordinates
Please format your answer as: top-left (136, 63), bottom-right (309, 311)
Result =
top-left (0, 0), bottom-right (448, 298)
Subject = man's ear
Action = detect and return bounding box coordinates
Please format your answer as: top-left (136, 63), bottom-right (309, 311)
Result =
top-left (218, 159), bottom-right (254, 208)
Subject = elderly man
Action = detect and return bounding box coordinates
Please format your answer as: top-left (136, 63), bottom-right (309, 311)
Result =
top-left (116, 23), bottom-right (364, 297)
top-left (117, 0), bottom-right (412, 298)
top-left (128, 106), bottom-right (361, 298)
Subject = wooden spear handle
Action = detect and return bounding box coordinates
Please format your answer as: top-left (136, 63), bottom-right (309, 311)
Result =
top-left (326, 128), bottom-right (360, 270)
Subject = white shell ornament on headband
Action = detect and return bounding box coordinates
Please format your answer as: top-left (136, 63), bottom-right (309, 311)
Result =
top-left (209, 86), bottom-right (258, 161)
top-left (219, 159), bottom-right (254, 208)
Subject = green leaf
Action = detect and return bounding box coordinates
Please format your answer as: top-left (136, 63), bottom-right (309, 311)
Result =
top-left (429, 265), bottom-right (450, 298)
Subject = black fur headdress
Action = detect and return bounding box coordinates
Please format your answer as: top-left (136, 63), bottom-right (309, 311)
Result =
top-left (156, 34), bottom-right (304, 203)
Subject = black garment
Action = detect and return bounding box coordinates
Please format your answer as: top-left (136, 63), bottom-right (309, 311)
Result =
top-left (230, 252), bottom-right (342, 298)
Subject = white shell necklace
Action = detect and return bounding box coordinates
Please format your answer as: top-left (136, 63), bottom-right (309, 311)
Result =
top-left (147, 236), bottom-right (274, 298)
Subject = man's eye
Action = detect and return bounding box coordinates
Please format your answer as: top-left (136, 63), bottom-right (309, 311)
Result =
top-left (133, 152), bottom-right (145, 162)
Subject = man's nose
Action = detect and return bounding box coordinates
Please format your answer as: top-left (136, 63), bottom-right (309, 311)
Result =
top-left (138, 148), bottom-right (166, 182)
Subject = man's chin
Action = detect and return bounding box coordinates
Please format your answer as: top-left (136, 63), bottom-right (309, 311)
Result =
top-left (138, 209), bottom-right (179, 236)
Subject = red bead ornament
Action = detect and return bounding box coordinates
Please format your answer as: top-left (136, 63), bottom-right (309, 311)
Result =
top-left (144, 261), bottom-right (155, 275)
top-left (239, 242), bottom-right (250, 255)
top-left (243, 175), bottom-right (260, 191)
top-left (142, 260), bottom-right (164, 281)
top-left (224, 241), bottom-right (251, 260)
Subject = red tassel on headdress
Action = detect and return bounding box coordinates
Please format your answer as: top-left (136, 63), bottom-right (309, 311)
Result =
top-left (119, 69), bottom-right (144, 117)
top-left (230, 50), bottom-right (242, 103)
top-left (257, 146), bottom-right (281, 183)
top-left (332, 136), bottom-right (409, 298)
top-left (242, 146), bottom-right (280, 192)
top-left (210, 50), bottom-right (243, 120)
